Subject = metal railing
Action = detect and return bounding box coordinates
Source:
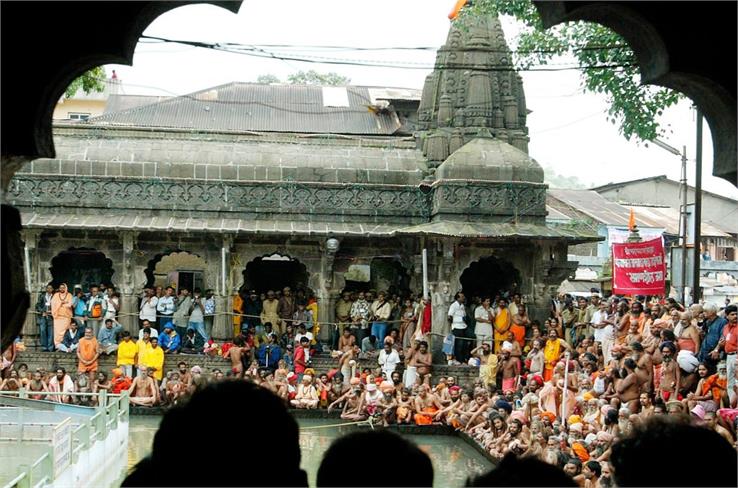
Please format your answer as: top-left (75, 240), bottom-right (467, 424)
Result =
top-left (0, 390), bottom-right (129, 488)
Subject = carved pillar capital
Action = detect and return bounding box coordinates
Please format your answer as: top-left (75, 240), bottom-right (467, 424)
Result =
top-left (21, 229), bottom-right (42, 250)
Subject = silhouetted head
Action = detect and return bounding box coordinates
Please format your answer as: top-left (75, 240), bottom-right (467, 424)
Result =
top-left (317, 430), bottom-right (433, 487)
top-left (123, 381), bottom-right (307, 487)
top-left (467, 453), bottom-right (576, 487)
top-left (611, 416), bottom-right (737, 487)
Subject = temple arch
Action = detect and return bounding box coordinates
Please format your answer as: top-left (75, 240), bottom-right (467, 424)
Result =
top-left (459, 255), bottom-right (522, 301)
top-left (241, 253), bottom-right (309, 296)
top-left (49, 248), bottom-right (115, 290)
top-left (144, 250), bottom-right (207, 291)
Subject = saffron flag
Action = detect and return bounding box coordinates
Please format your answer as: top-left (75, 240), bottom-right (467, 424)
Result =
top-left (612, 237), bottom-right (666, 295)
top-left (628, 208), bottom-right (636, 231)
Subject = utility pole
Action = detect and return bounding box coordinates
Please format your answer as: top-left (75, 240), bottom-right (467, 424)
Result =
top-left (680, 145), bottom-right (688, 305)
top-left (692, 109), bottom-right (703, 304)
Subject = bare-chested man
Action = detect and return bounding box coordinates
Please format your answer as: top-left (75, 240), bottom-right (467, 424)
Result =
top-left (339, 344), bottom-right (360, 386)
top-left (228, 336), bottom-right (247, 378)
top-left (638, 393), bottom-right (654, 418)
top-left (631, 342), bottom-right (653, 394)
top-left (28, 370), bottom-right (48, 400)
top-left (499, 345), bottom-right (520, 394)
top-left (339, 388), bottom-right (366, 421)
top-left (413, 384), bottom-right (443, 425)
top-left (616, 358), bottom-right (640, 413)
top-left (337, 328), bottom-right (355, 353)
top-left (129, 367), bottom-right (159, 407)
top-left (659, 342), bottom-right (681, 402)
top-left (410, 341), bottom-right (432, 386)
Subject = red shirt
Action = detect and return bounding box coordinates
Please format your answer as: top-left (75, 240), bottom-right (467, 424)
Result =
top-left (294, 346), bottom-right (309, 374)
top-left (722, 321), bottom-right (738, 353)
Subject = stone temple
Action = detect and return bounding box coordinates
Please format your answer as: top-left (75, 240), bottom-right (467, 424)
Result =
top-left (9, 15), bottom-right (598, 347)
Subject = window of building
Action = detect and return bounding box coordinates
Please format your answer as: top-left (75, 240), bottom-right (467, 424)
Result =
top-left (68, 112), bottom-right (91, 120)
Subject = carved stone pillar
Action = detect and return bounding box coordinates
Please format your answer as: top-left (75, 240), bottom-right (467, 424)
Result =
top-left (21, 229), bottom-right (42, 344)
top-left (213, 234), bottom-right (234, 341)
top-left (119, 231), bottom-right (138, 335)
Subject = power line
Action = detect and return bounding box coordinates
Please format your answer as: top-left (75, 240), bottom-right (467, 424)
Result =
top-left (138, 35), bottom-right (636, 72)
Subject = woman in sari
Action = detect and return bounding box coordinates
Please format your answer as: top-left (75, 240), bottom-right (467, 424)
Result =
top-left (50, 283), bottom-right (73, 348)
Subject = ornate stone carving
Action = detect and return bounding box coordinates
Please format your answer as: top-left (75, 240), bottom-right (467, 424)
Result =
top-left (432, 182), bottom-right (546, 217)
top-left (7, 176), bottom-right (429, 218)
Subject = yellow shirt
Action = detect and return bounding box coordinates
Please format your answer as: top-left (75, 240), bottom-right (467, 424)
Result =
top-left (137, 340), bottom-right (152, 367)
top-left (117, 340), bottom-right (138, 366)
top-left (144, 346), bottom-right (165, 380)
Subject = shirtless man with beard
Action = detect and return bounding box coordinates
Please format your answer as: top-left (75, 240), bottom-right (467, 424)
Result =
top-left (28, 370), bottom-right (48, 400)
top-left (638, 393), bottom-right (655, 418)
top-left (659, 342), bottom-right (681, 402)
top-left (410, 341), bottom-right (432, 386)
top-left (129, 367), bottom-right (159, 406)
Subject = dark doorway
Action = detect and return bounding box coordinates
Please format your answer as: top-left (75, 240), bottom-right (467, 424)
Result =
top-left (459, 256), bottom-right (521, 301)
top-left (49, 248), bottom-right (115, 290)
top-left (341, 258), bottom-right (411, 296)
top-left (241, 254), bottom-right (309, 295)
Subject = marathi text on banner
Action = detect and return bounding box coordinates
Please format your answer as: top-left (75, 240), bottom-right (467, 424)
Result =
top-left (612, 237), bottom-right (666, 295)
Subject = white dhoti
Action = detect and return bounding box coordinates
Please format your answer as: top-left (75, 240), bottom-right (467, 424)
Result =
top-left (403, 365), bottom-right (418, 388)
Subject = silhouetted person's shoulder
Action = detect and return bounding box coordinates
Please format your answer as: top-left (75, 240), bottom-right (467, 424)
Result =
top-left (611, 415), bottom-right (738, 487)
top-left (467, 454), bottom-right (576, 487)
top-left (123, 380), bottom-right (308, 487)
top-left (317, 429), bottom-right (433, 487)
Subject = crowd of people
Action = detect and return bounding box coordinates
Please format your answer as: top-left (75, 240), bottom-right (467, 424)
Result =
top-left (4, 281), bottom-right (738, 486)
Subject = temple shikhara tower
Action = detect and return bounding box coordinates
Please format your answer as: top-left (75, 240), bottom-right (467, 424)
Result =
top-left (11, 14), bottom-right (597, 352)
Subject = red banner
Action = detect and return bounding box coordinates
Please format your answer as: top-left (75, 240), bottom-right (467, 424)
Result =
top-left (612, 237), bottom-right (666, 295)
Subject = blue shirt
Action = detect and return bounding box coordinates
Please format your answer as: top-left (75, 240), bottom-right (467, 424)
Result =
top-left (257, 343), bottom-right (282, 369)
top-left (97, 324), bottom-right (122, 345)
top-left (698, 315), bottom-right (728, 362)
top-left (73, 296), bottom-right (87, 317)
top-left (159, 332), bottom-right (181, 352)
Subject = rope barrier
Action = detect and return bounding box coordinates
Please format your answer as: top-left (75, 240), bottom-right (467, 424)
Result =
top-left (27, 309), bottom-right (409, 328)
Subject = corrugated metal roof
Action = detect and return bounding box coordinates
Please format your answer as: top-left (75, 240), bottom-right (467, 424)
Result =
top-left (630, 205), bottom-right (731, 237)
top-left (104, 94), bottom-right (172, 114)
top-left (88, 82), bottom-right (403, 135)
top-left (546, 205), bottom-right (571, 222)
top-left (549, 189), bottom-right (733, 238)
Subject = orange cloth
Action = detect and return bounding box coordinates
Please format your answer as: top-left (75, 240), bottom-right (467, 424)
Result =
top-left (77, 337), bottom-right (99, 373)
top-left (702, 374), bottom-right (727, 402)
top-left (51, 291), bottom-right (73, 346)
top-left (543, 338), bottom-right (561, 382)
top-left (677, 337), bottom-right (696, 353)
top-left (572, 442), bottom-right (590, 462)
top-left (233, 294), bottom-right (243, 337)
top-left (493, 308), bottom-right (512, 353)
top-left (539, 411), bottom-right (556, 423)
top-left (510, 324), bottom-right (526, 347)
top-left (414, 406), bottom-right (439, 425)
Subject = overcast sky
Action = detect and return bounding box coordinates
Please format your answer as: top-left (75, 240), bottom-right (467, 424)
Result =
top-left (107, 0), bottom-right (738, 199)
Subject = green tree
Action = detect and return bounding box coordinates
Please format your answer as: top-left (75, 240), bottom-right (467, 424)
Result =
top-left (462, 0), bottom-right (681, 142)
top-left (286, 70), bottom-right (350, 86)
top-left (64, 66), bottom-right (106, 99)
top-left (256, 74), bottom-right (281, 84)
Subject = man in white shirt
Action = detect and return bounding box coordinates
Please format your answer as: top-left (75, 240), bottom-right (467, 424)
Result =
top-left (378, 341), bottom-right (401, 379)
top-left (294, 324), bottom-right (314, 345)
top-left (156, 286), bottom-right (176, 331)
top-left (591, 301), bottom-right (612, 358)
top-left (447, 292), bottom-right (468, 365)
top-left (474, 297), bottom-right (495, 348)
top-left (139, 288), bottom-right (158, 328)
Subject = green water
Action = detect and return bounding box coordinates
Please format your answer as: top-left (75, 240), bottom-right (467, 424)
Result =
top-left (128, 416), bottom-right (492, 487)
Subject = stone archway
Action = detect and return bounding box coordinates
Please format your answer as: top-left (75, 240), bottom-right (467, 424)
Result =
top-left (144, 250), bottom-right (207, 291)
top-left (49, 248), bottom-right (115, 290)
top-left (459, 256), bottom-right (522, 301)
top-left (241, 253), bottom-right (309, 296)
